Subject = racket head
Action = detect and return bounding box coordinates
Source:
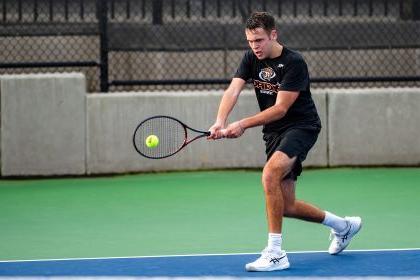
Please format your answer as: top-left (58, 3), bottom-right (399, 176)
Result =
top-left (133, 116), bottom-right (187, 159)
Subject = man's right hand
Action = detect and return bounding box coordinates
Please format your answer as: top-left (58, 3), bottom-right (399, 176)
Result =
top-left (207, 122), bottom-right (225, 140)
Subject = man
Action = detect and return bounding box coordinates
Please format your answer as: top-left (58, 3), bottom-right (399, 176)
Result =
top-left (208, 12), bottom-right (362, 272)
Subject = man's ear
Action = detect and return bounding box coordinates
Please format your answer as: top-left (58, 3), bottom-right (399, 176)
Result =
top-left (270, 29), bottom-right (278, 41)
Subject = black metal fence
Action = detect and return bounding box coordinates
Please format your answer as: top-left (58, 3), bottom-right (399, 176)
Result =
top-left (1, 0), bottom-right (419, 92)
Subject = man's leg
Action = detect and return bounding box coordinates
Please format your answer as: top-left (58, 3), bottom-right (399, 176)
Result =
top-left (262, 151), bottom-right (362, 257)
top-left (261, 151), bottom-right (295, 234)
top-left (245, 151), bottom-right (293, 272)
top-left (260, 152), bottom-right (337, 234)
top-left (281, 178), bottom-right (325, 223)
top-left (281, 173), bottom-right (362, 255)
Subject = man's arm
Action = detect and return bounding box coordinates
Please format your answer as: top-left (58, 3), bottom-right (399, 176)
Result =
top-left (242, 90), bottom-right (299, 128)
top-left (222, 90), bottom-right (299, 138)
top-left (208, 78), bottom-right (246, 139)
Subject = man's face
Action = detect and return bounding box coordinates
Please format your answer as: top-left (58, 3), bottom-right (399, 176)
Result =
top-left (245, 27), bottom-right (276, 60)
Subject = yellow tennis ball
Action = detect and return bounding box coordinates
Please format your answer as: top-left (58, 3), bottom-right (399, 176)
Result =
top-left (145, 135), bottom-right (159, 148)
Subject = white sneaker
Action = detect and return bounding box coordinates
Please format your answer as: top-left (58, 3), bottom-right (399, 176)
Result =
top-left (328, 216), bottom-right (362, 255)
top-left (245, 247), bottom-right (290, 272)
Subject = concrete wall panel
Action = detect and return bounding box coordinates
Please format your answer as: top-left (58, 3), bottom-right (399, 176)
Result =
top-left (328, 88), bottom-right (420, 166)
top-left (0, 73), bottom-right (86, 176)
top-left (87, 91), bottom-right (262, 174)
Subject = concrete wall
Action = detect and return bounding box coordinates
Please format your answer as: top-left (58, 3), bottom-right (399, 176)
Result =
top-left (328, 88), bottom-right (420, 166)
top-left (86, 90), bottom-right (328, 174)
top-left (307, 91), bottom-right (328, 167)
top-left (87, 91), bottom-right (259, 173)
top-left (0, 73), bottom-right (86, 176)
top-left (1, 73), bottom-right (420, 176)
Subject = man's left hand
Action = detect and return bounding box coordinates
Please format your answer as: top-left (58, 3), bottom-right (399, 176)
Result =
top-left (221, 121), bottom-right (245, 138)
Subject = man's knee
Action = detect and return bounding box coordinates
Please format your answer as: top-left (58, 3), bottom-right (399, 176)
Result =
top-left (262, 152), bottom-right (295, 185)
top-left (283, 204), bottom-right (296, 217)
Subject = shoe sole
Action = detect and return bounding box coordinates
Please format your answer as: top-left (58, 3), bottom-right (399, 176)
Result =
top-left (245, 262), bottom-right (290, 272)
top-left (245, 263), bottom-right (290, 272)
top-left (330, 218), bottom-right (363, 255)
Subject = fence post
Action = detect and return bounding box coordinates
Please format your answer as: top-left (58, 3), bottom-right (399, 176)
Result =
top-left (401, 0), bottom-right (420, 20)
top-left (152, 0), bottom-right (163, 25)
top-left (97, 0), bottom-right (109, 92)
top-left (414, 0), bottom-right (420, 20)
top-left (237, 0), bottom-right (249, 22)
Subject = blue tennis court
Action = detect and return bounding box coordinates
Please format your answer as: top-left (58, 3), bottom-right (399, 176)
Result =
top-left (1, 249), bottom-right (419, 278)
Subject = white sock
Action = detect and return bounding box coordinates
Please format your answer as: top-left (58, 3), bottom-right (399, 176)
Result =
top-left (268, 233), bottom-right (282, 252)
top-left (322, 211), bottom-right (348, 233)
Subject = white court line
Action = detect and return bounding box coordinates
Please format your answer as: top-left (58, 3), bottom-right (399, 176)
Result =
top-left (1, 277), bottom-right (420, 280)
top-left (0, 248), bottom-right (419, 263)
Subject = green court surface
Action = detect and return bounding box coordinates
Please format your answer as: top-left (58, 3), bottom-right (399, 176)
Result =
top-left (0, 168), bottom-right (419, 261)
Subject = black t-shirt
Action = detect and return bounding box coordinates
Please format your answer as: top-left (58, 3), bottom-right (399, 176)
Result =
top-left (234, 47), bottom-right (321, 133)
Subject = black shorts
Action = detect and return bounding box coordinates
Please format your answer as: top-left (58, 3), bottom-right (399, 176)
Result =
top-left (263, 127), bottom-right (320, 181)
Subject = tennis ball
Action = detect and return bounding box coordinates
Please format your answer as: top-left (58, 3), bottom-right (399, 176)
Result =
top-left (145, 135), bottom-right (159, 148)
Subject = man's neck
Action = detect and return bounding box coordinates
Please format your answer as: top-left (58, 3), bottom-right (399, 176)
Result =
top-left (269, 43), bottom-right (283, 59)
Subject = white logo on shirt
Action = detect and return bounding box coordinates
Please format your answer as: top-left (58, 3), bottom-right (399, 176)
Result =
top-left (259, 67), bottom-right (276, 82)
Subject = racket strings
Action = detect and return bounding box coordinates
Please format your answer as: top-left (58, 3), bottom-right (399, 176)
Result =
top-left (134, 117), bottom-right (186, 159)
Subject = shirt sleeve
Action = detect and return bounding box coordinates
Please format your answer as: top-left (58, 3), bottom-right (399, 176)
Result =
top-left (280, 60), bottom-right (309, 92)
top-left (234, 51), bottom-right (253, 81)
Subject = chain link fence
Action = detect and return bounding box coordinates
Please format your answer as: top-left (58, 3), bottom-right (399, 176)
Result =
top-left (1, 0), bottom-right (419, 92)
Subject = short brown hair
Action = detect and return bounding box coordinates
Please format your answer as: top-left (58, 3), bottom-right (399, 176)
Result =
top-left (246, 12), bottom-right (276, 32)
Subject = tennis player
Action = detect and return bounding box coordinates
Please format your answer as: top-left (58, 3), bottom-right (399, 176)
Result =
top-left (208, 12), bottom-right (362, 272)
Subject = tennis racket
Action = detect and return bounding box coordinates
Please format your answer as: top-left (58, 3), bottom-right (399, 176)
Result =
top-left (133, 115), bottom-right (211, 159)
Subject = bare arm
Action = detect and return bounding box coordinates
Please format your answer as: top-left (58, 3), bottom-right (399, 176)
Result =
top-left (222, 90), bottom-right (300, 138)
top-left (242, 90), bottom-right (299, 128)
top-left (208, 78), bottom-right (246, 139)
